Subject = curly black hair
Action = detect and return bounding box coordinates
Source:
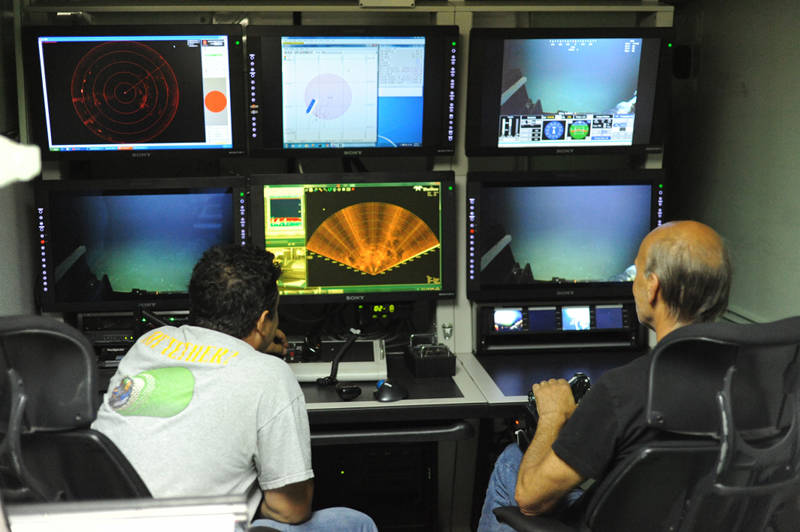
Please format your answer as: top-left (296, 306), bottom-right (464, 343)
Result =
top-left (188, 244), bottom-right (282, 339)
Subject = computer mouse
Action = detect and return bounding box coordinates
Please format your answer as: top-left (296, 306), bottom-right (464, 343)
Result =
top-left (335, 382), bottom-right (362, 401)
top-left (373, 380), bottom-right (409, 402)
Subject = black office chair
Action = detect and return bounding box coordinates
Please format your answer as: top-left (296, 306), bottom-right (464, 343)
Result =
top-left (494, 316), bottom-right (800, 532)
top-left (0, 315), bottom-right (151, 502)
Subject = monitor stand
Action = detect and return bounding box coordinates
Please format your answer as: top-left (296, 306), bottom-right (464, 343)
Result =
top-left (285, 338), bottom-right (387, 383)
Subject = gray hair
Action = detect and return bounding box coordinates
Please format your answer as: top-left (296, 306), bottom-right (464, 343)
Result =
top-left (645, 235), bottom-right (731, 323)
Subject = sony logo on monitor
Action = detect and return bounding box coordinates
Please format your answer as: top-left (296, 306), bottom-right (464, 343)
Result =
top-left (131, 152), bottom-right (152, 159)
top-left (556, 290), bottom-right (575, 296)
top-left (343, 150), bottom-right (364, 156)
top-left (555, 148), bottom-right (575, 155)
top-left (346, 295), bottom-right (366, 301)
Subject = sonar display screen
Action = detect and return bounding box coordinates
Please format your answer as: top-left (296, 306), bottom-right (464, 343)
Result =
top-left (499, 38), bottom-right (642, 148)
top-left (34, 34), bottom-right (236, 152)
top-left (260, 181), bottom-right (444, 296)
top-left (43, 189), bottom-right (234, 307)
top-left (478, 184), bottom-right (652, 286)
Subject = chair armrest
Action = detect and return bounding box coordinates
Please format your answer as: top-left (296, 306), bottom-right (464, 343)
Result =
top-left (493, 506), bottom-right (577, 532)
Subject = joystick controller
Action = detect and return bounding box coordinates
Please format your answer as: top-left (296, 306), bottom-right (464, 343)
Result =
top-left (527, 372), bottom-right (592, 418)
top-left (516, 372), bottom-right (592, 450)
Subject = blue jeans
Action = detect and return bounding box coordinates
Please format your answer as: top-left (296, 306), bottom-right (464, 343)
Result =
top-left (478, 443), bottom-right (583, 532)
top-left (251, 507), bottom-right (378, 531)
top-left (478, 443), bottom-right (525, 532)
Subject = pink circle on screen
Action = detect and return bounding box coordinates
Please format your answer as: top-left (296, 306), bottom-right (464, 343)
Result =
top-left (304, 73), bottom-right (352, 120)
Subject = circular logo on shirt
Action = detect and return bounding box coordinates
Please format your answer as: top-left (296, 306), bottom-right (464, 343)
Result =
top-left (109, 367), bottom-right (195, 418)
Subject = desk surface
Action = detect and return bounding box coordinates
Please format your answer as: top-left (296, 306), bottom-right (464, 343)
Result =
top-left (304, 354), bottom-right (489, 425)
top-left (460, 349), bottom-right (643, 407)
top-left (303, 349), bottom-right (645, 426)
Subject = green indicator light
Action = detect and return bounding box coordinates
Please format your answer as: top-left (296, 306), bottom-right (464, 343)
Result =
top-left (448, 185), bottom-right (453, 191)
top-left (240, 192), bottom-right (244, 197)
top-left (667, 42), bottom-right (673, 48)
top-left (235, 40), bottom-right (241, 46)
top-left (141, 318), bottom-right (147, 323)
top-left (340, 470), bottom-right (345, 475)
top-left (659, 184), bottom-right (663, 188)
top-left (169, 317), bottom-right (175, 322)
top-left (452, 42), bottom-right (456, 46)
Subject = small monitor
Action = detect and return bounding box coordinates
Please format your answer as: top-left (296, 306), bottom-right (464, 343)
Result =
top-left (494, 308), bottom-right (524, 332)
top-left (561, 306), bottom-right (591, 331)
top-left (596, 304), bottom-right (625, 329)
top-left (466, 170), bottom-right (665, 302)
top-left (249, 172), bottom-right (456, 303)
top-left (35, 176), bottom-right (248, 313)
top-left (23, 25), bottom-right (246, 159)
top-left (466, 27), bottom-right (671, 156)
top-left (246, 26), bottom-right (458, 157)
top-left (528, 306), bottom-right (558, 332)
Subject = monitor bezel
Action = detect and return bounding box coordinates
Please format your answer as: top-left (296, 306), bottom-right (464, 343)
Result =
top-left (35, 175), bottom-right (249, 313)
top-left (249, 171), bottom-right (457, 304)
top-left (465, 169), bottom-right (665, 303)
top-left (245, 25), bottom-right (458, 158)
top-left (465, 27), bottom-right (672, 157)
top-left (22, 24), bottom-right (247, 161)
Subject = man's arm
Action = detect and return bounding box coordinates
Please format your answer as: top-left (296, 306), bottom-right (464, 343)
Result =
top-left (515, 379), bottom-right (584, 516)
top-left (260, 478), bottom-right (314, 524)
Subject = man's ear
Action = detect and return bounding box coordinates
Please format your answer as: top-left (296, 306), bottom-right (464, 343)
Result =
top-left (255, 310), bottom-right (271, 334)
top-left (646, 273), bottom-right (660, 306)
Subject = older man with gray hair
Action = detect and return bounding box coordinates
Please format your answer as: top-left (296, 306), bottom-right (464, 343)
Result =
top-left (479, 220), bottom-right (732, 531)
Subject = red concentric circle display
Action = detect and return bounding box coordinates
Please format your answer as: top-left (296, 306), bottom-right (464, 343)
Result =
top-left (70, 41), bottom-right (180, 143)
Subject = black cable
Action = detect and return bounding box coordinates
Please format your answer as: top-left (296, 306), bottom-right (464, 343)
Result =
top-left (316, 332), bottom-right (359, 386)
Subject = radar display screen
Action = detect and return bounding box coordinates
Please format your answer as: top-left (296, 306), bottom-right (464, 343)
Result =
top-left (33, 32), bottom-right (237, 153)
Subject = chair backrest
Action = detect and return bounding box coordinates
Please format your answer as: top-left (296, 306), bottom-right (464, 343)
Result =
top-left (583, 317), bottom-right (800, 532)
top-left (0, 315), bottom-right (150, 502)
top-left (0, 315), bottom-right (97, 432)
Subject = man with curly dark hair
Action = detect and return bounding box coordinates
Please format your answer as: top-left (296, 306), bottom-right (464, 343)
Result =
top-left (93, 244), bottom-right (377, 531)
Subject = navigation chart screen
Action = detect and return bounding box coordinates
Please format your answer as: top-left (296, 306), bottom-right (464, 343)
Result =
top-left (280, 35), bottom-right (424, 149)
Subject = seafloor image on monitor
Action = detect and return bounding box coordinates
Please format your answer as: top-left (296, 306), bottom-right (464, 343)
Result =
top-left (49, 192), bottom-right (232, 303)
top-left (479, 184), bottom-right (651, 284)
top-left (40, 39), bottom-right (207, 146)
top-left (500, 38), bottom-right (641, 117)
top-left (303, 184), bottom-right (441, 289)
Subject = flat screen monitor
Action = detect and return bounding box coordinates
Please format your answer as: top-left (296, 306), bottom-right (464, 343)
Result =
top-left (22, 25), bottom-right (246, 160)
top-left (35, 176), bottom-right (248, 313)
top-left (465, 27), bottom-right (672, 156)
top-left (246, 26), bottom-right (458, 157)
top-left (250, 172), bottom-right (456, 303)
top-left (466, 170), bottom-right (665, 302)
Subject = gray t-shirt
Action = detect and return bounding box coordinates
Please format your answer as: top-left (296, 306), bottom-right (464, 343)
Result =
top-left (92, 325), bottom-right (313, 497)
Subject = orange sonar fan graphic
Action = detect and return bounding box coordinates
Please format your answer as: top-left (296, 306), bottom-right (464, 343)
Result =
top-left (306, 202), bottom-right (439, 276)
